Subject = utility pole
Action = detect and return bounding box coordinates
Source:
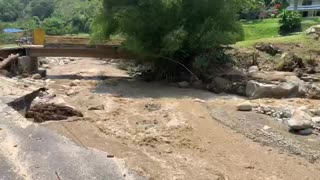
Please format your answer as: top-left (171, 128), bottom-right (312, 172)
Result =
top-left (294, 0), bottom-right (298, 10)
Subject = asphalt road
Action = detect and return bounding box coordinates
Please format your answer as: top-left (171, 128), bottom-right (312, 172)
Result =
top-left (0, 102), bottom-right (143, 180)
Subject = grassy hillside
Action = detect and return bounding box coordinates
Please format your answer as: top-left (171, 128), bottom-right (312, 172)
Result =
top-left (242, 17), bottom-right (320, 41)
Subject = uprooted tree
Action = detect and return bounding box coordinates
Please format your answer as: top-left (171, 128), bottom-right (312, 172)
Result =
top-left (94, 0), bottom-right (244, 80)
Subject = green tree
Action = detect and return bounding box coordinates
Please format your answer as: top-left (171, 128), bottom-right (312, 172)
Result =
top-left (0, 0), bottom-right (24, 22)
top-left (95, 0), bottom-right (243, 79)
top-left (25, 0), bottom-right (55, 20)
top-left (43, 17), bottom-right (68, 35)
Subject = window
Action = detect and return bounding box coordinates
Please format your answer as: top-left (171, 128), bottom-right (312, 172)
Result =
top-left (302, 0), bottom-right (313, 6)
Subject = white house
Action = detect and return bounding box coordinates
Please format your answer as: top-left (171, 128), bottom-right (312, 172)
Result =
top-left (287, 0), bottom-right (320, 16)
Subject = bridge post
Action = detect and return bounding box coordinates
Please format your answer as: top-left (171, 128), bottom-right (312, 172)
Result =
top-left (17, 56), bottom-right (39, 74)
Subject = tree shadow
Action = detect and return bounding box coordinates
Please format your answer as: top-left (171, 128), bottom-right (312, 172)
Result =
top-left (47, 74), bottom-right (132, 81)
top-left (93, 77), bottom-right (238, 100)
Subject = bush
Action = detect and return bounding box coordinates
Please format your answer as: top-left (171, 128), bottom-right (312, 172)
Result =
top-left (95, 0), bottom-right (244, 80)
top-left (240, 0), bottom-right (265, 20)
top-left (279, 10), bottom-right (302, 35)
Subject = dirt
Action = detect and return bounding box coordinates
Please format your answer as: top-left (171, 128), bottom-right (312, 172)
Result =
top-left (36, 57), bottom-right (320, 180)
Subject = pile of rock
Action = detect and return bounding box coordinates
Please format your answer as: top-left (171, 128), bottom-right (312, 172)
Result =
top-left (236, 100), bottom-right (320, 136)
top-left (255, 105), bottom-right (292, 123)
top-left (39, 57), bottom-right (77, 68)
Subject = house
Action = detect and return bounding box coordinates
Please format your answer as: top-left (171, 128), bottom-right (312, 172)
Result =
top-left (287, 0), bottom-right (320, 16)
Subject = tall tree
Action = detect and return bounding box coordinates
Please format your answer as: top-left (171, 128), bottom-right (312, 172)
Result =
top-left (26, 0), bottom-right (55, 20)
top-left (97, 0), bottom-right (243, 59)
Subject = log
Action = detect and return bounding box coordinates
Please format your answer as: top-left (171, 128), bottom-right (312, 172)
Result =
top-left (0, 54), bottom-right (19, 70)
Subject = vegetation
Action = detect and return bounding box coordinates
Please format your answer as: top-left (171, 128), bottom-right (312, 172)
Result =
top-left (241, 17), bottom-right (320, 41)
top-left (279, 10), bottom-right (302, 34)
top-left (240, 0), bottom-right (289, 20)
top-left (95, 0), bottom-right (243, 80)
top-left (0, 0), bottom-right (102, 35)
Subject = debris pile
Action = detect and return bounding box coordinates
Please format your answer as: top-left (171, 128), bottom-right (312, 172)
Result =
top-left (26, 104), bottom-right (83, 123)
top-left (0, 54), bottom-right (45, 79)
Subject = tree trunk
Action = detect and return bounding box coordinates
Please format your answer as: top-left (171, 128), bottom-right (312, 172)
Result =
top-left (0, 54), bottom-right (19, 70)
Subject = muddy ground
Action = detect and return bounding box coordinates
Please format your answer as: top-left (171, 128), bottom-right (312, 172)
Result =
top-left (31, 57), bottom-right (320, 179)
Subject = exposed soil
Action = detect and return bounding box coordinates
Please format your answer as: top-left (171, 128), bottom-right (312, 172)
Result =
top-left (37, 57), bottom-right (320, 180)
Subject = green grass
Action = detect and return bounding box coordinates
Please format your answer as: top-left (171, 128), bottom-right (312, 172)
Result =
top-left (241, 17), bottom-right (320, 41)
top-left (242, 19), bottom-right (280, 41)
top-left (0, 44), bottom-right (18, 49)
top-left (236, 34), bottom-right (310, 47)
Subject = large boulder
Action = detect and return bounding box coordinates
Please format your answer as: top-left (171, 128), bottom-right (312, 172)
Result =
top-left (250, 71), bottom-right (296, 83)
top-left (208, 77), bottom-right (247, 96)
top-left (246, 77), bottom-right (306, 99)
top-left (288, 107), bottom-right (312, 131)
top-left (306, 25), bottom-right (320, 40)
top-left (207, 77), bottom-right (230, 94)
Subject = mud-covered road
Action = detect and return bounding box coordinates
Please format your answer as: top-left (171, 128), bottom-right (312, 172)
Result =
top-left (34, 57), bottom-right (320, 180)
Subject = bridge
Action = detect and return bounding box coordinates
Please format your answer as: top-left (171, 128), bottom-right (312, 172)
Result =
top-left (0, 45), bottom-right (131, 59)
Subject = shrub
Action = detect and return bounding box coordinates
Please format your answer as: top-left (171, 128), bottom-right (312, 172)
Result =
top-left (240, 0), bottom-right (265, 20)
top-left (279, 10), bottom-right (302, 35)
top-left (95, 0), bottom-right (244, 80)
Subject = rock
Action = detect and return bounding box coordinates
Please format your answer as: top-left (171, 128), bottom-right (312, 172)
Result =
top-left (306, 25), bottom-right (320, 40)
top-left (194, 98), bottom-right (206, 103)
top-left (191, 80), bottom-right (203, 89)
top-left (88, 104), bottom-right (105, 111)
top-left (32, 73), bottom-right (42, 80)
top-left (208, 77), bottom-right (230, 94)
top-left (306, 25), bottom-right (320, 34)
top-left (288, 107), bottom-right (312, 130)
top-left (66, 89), bottom-right (79, 96)
top-left (237, 102), bottom-right (253, 111)
top-left (41, 64), bottom-right (50, 69)
top-left (248, 66), bottom-right (259, 75)
top-left (178, 81), bottom-right (189, 88)
top-left (263, 125), bottom-right (271, 131)
top-left (306, 66), bottom-right (316, 74)
top-left (297, 128), bottom-right (313, 136)
top-left (144, 103), bottom-right (161, 111)
top-left (0, 70), bottom-right (10, 77)
top-left (310, 109), bottom-right (320, 116)
top-left (17, 56), bottom-right (38, 74)
top-left (38, 69), bottom-right (47, 77)
top-left (306, 83), bottom-right (320, 99)
top-left (246, 79), bottom-right (305, 99)
top-left (255, 43), bottom-right (281, 56)
top-left (312, 117), bottom-right (320, 123)
top-left (293, 68), bottom-right (303, 78)
top-left (70, 80), bottom-right (81, 87)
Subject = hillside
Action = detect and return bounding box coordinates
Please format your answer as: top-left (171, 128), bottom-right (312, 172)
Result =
top-left (0, 0), bottom-right (101, 35)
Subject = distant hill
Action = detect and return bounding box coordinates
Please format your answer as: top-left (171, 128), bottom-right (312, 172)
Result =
top-left (0, 0), bottom-right (101, 35)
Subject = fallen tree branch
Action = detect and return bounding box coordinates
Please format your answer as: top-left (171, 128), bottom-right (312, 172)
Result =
top-left (0, 54), bottom-right (19, 70)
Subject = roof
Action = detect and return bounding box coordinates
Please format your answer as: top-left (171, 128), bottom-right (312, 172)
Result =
top-left (287, 5), bottom-right (320, 10)
top-left (3, 28), bottom-right (24, 33)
